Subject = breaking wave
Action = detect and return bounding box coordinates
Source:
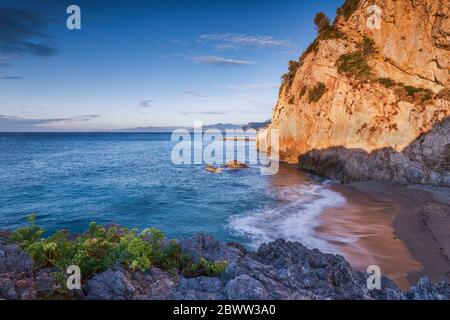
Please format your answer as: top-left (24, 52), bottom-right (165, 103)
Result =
top-left (228, 183), bottom-right (346, 252)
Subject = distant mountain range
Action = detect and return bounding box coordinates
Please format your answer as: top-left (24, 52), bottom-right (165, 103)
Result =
top-left (112, 121), bottom-right (271, 132)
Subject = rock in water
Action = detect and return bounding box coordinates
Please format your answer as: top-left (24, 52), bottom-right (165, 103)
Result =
top-left (224, 160), bottom-right (248, 169)
top-left (205, 166), bottom-right (223, 173)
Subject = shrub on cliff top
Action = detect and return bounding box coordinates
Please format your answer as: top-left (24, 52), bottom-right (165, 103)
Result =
top-left (308, 82), bottom-right (327, 103)
top-left (314, 12), bottom-right (344, 40)
top-left (10, 215), bottom-right (227, 281)
top-left (314, 12), bottom-right (330, 32)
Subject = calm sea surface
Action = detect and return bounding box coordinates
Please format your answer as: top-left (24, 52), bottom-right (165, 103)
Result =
top-left (0, 132), bottom-right (344, 249)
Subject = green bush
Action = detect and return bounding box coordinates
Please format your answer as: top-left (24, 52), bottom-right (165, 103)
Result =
top-left (337, 51), bottom-right (371, 78)
top-left (10, 215), bottom-right (228, 281)
top-left (404, 86), bottom-right (433, 101)
top-left (308, 82), bottom-right (327, 102)
top-left (378, 77), bottom-right (395, 88)
top-left (358, 36), bottom-right (375, 56)
top-left (280, 60), bottom-right (300, 95)
top-left (319, 26), bottom-right (345, 40)
top-left (314, 12), bottom-right (330, 32)
top-left (336, 37), bottom-right (374, 79)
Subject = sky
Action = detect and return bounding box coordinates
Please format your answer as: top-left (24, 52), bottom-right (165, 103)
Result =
top-left (0, 0), bottom-right (343, 131)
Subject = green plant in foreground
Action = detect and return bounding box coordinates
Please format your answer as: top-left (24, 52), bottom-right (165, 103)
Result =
top-left (10, 215), bottom-right (228, 281)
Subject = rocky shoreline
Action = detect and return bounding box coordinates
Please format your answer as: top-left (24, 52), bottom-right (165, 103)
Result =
top-left (298, 117), bottom-right (450, 187)
top-left (1, 231), bottom-right (449, 300)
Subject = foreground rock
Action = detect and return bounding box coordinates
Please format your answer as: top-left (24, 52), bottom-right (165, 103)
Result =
top-left (2, 233), bottom-right (449, 300)
top-left (0, 233), bottom-right (57, 299)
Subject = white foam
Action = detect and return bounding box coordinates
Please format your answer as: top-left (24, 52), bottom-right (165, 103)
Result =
top-left (228, 184), bottom-right (346, 252)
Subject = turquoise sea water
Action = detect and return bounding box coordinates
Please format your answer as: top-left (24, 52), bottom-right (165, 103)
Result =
top-left (0, 133), bottom-right (345, 249)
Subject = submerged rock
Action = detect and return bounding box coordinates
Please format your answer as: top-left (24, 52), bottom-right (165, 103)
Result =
top-left (205, 166), bottom-right (223, 173)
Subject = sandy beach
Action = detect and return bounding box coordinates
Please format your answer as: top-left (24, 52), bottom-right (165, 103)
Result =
top-left (317, 181), bottom-right (450, 289)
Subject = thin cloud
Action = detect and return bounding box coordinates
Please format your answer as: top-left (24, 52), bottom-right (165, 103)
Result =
top-left (198, 33), bottom-right (292, 50)
top-left (140, 100), bottom-right (156, 108)
top-left (193, 55), bottom-right (255, 66)
top-left (19, 104), bottom-right (45, 110)
top-left (0, 75), bottom-right (22, 80)
top-left (0, 7), bottom-right (57, 64)
top-left (228, 83), bottom-right (279, 90)
top-left (183, 90), bottom-right (211, 98)
top-left (0, 114), bottom-right (99, 128)
top-left (181, 111), bottom-right (227, 116)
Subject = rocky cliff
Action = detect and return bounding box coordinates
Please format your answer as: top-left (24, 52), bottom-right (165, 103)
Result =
top-left (1, 232), bottom-right (450, 300)
top-left (257, 0), bottom-right (450, 184)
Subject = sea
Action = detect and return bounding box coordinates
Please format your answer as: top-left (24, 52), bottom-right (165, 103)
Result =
top-left (0, 132), bottom-right (345, 251)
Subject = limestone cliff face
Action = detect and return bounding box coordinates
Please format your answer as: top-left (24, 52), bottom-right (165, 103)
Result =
top-left (257, 0), bottom-right (450, 164)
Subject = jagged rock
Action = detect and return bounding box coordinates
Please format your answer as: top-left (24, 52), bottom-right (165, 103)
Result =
top-left (0, 243), bottom-right (33, 274)
top-left (86, 266), bottom-right (136, 300)
top-left (86, 265), bottom-right (177, 300)
top-left (225, 275), bottom-right (272, 300)
top-left (176, 276), bottom-right (224, 300)
top-left (298, 117), bottom-right (450, 186)
top-left (405, 277), bottom-right (450, 300)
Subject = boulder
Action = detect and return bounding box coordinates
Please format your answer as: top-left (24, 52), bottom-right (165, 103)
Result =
top-left (224, 160), bottom-right (248, 169)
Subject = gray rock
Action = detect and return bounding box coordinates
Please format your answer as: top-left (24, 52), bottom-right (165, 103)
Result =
top-left (86, 265), bottom-right (137, 300)
top-left (176, 276), bottom-right (224, 300)
top-left (298, 117), bottom-right (450, 187)
top-left (225, 275), bottom-right (272, 300)
top-left (86, 265), bottom-right (177, 300)
top-left (405, 277), bottom-right (450, 300)
top-left (0, 243), bottom-right (33, 274)
top-left (1, 231), bottom-right (449, 300)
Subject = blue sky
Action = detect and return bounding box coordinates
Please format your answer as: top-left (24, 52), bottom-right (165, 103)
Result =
top-left (0, 0), bottom-right (343, 131)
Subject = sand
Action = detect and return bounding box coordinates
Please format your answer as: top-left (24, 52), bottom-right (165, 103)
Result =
top-left (317, 181), bottom-right (450, 289)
